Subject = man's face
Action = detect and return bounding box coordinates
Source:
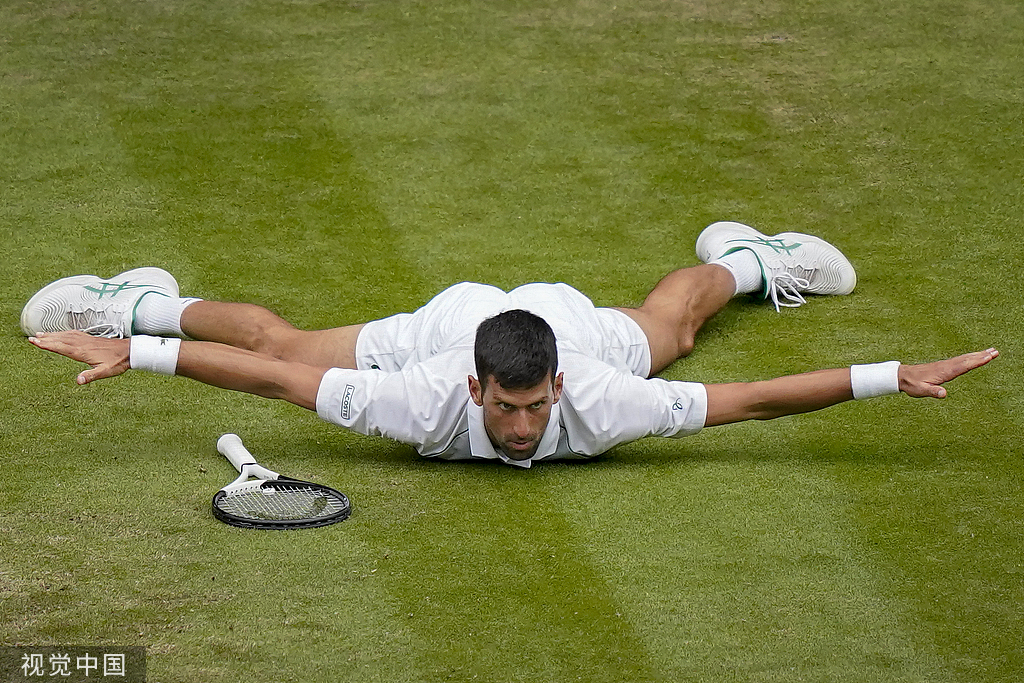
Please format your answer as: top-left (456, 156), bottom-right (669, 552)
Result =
top-left (468, 372), bottom-right (564, 461)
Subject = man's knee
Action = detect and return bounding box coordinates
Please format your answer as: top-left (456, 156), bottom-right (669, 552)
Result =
top-left (618, 308), bottom-right (695, 372)
top-left (240, 313), bottom-right (304, 360)
top-left (674, 333), bottom-right (695, 359)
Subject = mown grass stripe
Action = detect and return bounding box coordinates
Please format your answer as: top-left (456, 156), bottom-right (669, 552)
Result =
top-left (349, 463), bottom-right (668, 682)
top-left (557, 454), bottom-right (950, 681)
top-left (60, 0), bottom-right (428, 323)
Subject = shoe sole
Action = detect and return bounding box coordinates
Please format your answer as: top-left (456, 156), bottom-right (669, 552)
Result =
top-left (20, 274), bottom-right (99, 336)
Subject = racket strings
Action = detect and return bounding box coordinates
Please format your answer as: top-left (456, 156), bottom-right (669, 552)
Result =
top-left (216, 485), bottom-right (346, 521)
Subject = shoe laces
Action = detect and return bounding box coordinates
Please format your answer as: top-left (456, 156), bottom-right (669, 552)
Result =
top-left (69, 307), bottom-right (126, 338)
top-left (766, 272), bottom-right (810, 312)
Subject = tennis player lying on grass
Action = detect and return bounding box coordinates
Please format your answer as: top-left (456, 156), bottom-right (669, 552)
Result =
top-left (24, 222), bottom-right (997, 468)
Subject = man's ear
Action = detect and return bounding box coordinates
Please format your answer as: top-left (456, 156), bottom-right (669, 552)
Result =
top-left (468, 375), bottom-right (484, 406)
top-left (552, 372), bottom-right (564, 403)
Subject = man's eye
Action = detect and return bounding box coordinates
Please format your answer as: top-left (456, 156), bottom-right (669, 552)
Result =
top-left (529, 402), bottom-right (545, 410)
top-left (499, 403), bottom-right (515, 411)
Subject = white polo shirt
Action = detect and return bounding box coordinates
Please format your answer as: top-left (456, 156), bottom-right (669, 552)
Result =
top-left (314, 282), bottom-right (707, 467)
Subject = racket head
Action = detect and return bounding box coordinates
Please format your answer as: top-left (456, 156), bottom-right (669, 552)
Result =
top-left (212, 476), bottom-right (351, 530)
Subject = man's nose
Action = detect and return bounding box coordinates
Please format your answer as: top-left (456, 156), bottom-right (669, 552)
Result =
top-left (512, 410), bottom-right (532, 436)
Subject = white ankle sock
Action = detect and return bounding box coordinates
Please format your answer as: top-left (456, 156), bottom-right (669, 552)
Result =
top-left (133, 294), bottom-right (202, 337)
top-left (712, 249), bottom-right (764, 295)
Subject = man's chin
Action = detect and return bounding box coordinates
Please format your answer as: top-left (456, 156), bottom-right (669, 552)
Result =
top-left (500, 442), bottom-right (538, 460)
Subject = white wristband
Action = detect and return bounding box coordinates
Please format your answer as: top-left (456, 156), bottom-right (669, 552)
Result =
top-left (129, 335), bottom-right (181, 375)
top-left (850, 361), bottom-right (901, 399)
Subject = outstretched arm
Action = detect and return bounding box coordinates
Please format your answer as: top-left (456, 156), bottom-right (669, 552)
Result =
top-left (28, 331), bottom-right (327, 411)
top-left (703, 348), bottom-right (998, 427)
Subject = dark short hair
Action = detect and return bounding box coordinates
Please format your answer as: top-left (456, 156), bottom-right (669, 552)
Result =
top-left (474, 309), bottom-right (558, 391)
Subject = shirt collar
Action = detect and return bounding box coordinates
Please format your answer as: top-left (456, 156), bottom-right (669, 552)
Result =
top-left (467, 399), bottom-right (562, 469)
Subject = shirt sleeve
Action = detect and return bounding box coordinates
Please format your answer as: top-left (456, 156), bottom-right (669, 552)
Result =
top-left (557, 351), bottom-right (708, 455)
top-left (315, 352), bottom-right (470, 453)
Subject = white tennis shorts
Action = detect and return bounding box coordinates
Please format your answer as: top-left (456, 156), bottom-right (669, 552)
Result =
top-left (355, 282), bottom-right (652, 378)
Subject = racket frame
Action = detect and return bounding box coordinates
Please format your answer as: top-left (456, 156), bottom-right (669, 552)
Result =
top-left (211, 434), bottom-right (350, 530)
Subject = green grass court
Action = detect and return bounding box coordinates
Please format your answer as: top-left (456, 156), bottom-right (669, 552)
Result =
top-left (2, 0), bottom-right (1022, 680)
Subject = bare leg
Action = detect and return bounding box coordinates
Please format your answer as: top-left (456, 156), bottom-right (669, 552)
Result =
top-left (178, 266), bottom-right (735, 375)
top-left (616, 264), bottom-right (736, 375)
top-left (180, 301), bottom-right (364, 370)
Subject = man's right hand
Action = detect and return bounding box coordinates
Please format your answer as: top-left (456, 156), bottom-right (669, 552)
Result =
top-left (29, 331), bottom-right (131, 385)
top-left (29, 330), bottom-right (327, 412)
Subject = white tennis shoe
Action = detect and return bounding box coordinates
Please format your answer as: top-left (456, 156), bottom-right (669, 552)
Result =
top-left (21, 267), bottom-right (179, 338)
top-left (696, 221), bottom-right (857, 310)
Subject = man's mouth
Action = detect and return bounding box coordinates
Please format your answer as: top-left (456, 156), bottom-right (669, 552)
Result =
top-left (503, 439), bottom-right (536, 459)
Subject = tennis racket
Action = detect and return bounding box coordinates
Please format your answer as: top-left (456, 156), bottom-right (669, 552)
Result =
top-left (211, 433), bottom-right (350, 530)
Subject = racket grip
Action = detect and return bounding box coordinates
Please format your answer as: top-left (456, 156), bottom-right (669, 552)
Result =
top-left (217, 433), bottom-right (256, 473)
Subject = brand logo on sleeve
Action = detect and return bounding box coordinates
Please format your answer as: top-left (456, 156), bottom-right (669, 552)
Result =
top-left (342, 384), bottom-right (355, 421)
top-left (672, 399), bottom-right (684, 411)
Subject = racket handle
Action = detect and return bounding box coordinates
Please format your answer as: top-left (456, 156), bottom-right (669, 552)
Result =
top-left (217, 433), bottom-right (257, 473)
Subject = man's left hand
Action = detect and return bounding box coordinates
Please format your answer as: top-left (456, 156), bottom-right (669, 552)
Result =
top-left (898, 348), bottom-right (999, 399)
